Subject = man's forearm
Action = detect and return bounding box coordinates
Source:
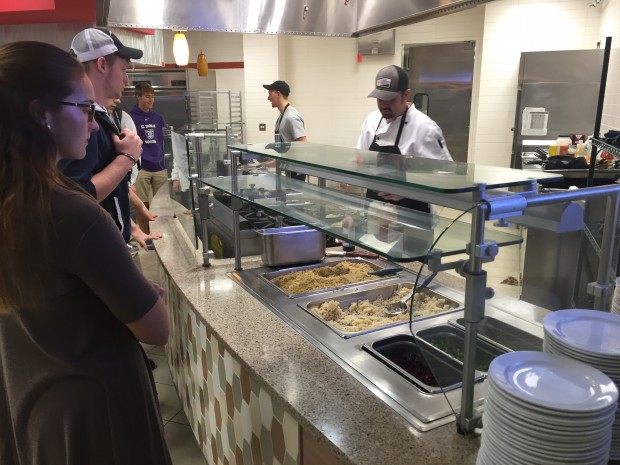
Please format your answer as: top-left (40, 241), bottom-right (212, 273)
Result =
top-left (92, 156), bottom-right (134, 202)
top-left (129, 186), bottom-right (145, 209)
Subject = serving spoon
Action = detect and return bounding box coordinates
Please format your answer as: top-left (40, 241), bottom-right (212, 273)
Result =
top-left (384, 271), bottom-right (438, 316)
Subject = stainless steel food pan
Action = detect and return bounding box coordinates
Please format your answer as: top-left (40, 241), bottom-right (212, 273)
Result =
top-left (257, 225), bottom-right (325, 267)
top-left (415, 325), bottom-right (507, 374)
top-left (363, 335), bottom-right (464, 394)
top-left (261, 258), bottom-right (391, 298)
top-left (302, 284), bottom-right (461, 338)
top-left (449, 317), bottom-right (542, 352)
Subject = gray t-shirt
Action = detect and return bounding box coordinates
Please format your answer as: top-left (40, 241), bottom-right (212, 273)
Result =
top-left (275, 105), bottom-right (306, 142)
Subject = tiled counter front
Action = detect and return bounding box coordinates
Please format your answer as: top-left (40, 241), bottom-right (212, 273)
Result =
top-left (162, 270), bottom-right (300, 465)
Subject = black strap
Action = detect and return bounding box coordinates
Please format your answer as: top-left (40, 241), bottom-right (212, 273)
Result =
top-left (275, 103), bottom-right (290, 134)
top-left (373, 106), bottom-right (409, 148)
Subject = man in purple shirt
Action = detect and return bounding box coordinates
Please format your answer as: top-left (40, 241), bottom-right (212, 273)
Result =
top-left (130, 81), bottom-right (168, 234)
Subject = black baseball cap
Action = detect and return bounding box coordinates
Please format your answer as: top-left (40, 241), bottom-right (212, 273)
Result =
top-left (368, 65), bottom-right (409, 101)
top-left (263, 80), bottom-right (290, 97)
top-left (71, 27), bottom-right (143, 63)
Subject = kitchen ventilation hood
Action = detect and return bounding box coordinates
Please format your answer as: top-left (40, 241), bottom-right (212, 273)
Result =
top-left (99, 0), bottom-right (494, 37)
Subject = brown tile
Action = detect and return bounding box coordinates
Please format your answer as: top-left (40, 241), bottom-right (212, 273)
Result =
top-left (199, 387), bottom-right (205, 414)
top-left (226, 383), bottom-right (235, 419)
top-left (251, 433), bottom-right (262, 465)
top-left (198, 420), bottom-right (204, 447)
top-left (201, 349), bottom-right (209, 380)
top-left (271, 418), bottom-right (285, 463)
top-left (240, 366), bottom-right (251, 403)
top-left (301, 428), bottom-right (342, 465)
top-left (211, 435), bottom-right (219, 464)
top-left (214, 398), bottom-right (222, 430)
top-left (235, 446), bottom-right (244, 465)
top-left (224, 458), bottom-right (230, 465)
top-left (218, 341), bottom-right (225, 357)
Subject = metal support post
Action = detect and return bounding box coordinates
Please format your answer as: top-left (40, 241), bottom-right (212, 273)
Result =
top-left (197, 186), bottom-right (214, 266)
top-left (457, 203), bottom-right (493, 434)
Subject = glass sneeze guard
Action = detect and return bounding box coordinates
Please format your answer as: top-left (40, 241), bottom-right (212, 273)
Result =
top-left (199, 173), bottom-right (523, 262)
top-left (227, 142), bottom-right (563, 193)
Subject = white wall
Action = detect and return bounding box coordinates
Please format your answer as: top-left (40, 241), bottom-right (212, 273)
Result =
top-left (474, 0), bottom-right (602, 166)
top-left (272, 7), bottom-right (486, 149)
top-left (242, 34), bottom-right (281, 143)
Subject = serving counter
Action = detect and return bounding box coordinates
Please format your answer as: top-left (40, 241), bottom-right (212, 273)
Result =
top-left (154, 140), bottom-right (620, 464)
top-left (150, 188), bottom-right (555, 465)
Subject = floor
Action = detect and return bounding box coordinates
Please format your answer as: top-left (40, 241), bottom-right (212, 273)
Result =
top-left (434, 206), bottom-right (524, 300)
top-left (137, 247), bottom-right (208, 465)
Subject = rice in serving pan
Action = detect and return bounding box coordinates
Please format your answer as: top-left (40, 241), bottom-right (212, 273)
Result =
top-left (270, 260), bottom-right (377, 295)
top-left (314, 286), bottom-right (458, 333)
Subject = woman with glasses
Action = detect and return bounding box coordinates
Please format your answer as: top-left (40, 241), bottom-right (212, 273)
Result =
top-left (0, 42), bottom-right (172, 464)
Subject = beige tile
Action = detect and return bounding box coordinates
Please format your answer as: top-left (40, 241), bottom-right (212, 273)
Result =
top-left (156, 383), bottom-right (183, 421)
top-left (169, 409), bottom-right (191, 426)
top-left (164, 422), bottom-right (207, 465)
top-left (150, 354), bottom-right (174, 386)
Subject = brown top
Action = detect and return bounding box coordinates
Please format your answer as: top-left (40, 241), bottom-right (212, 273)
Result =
top-left (0, 189), bottom-right (170, 465)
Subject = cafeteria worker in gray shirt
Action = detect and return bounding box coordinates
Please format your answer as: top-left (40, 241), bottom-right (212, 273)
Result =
top-left (263, 80), bottom-right (307, 180)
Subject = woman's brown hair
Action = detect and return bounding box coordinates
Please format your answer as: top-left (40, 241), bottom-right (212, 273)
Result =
top-left (0, 41), bottom-right (87, 313)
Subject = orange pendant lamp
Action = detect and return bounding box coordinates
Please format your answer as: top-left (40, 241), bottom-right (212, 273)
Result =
top-left (197, 50), bottom-right (208, 77)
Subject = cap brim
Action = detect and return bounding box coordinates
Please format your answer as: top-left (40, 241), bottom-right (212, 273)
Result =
top-left (116, 45), bottom-right (143, 60)
top-left (263, 84), bottom-right (273, 90)
top-left (368, 88), bottom-right (399, 101)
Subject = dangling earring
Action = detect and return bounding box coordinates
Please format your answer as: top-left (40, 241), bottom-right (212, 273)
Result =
top-left (47, 123), bottom-right (52, 130)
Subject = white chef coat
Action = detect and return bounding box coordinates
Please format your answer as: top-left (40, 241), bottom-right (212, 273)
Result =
top-left (356, 106), bottom-right (452, 161)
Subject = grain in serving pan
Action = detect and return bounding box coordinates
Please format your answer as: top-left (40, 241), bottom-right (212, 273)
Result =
top-left (270, 261), bottom-right (377, 295)
top-left (315, 286), bottom-right (458, 333)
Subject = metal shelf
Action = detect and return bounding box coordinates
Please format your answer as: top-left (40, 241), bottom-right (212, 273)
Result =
top-left (592, 138), bottom-right (620, 159)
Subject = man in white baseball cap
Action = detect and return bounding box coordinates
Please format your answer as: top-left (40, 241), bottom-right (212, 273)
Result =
top-left (70, 27), bottom-right (143, 63)
top-left (59, 28), bottom-right (161, 250)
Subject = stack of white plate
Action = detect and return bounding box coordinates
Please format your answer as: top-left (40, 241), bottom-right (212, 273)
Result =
top-left (476, 351), bottom-right (617, 465)
top-left (612, 277), bottom-right (620, 315)
top-left (543, 309), bottom-right (620, 460)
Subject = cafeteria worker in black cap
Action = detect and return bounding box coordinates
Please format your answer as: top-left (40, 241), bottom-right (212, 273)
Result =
top-left (263, 80), bottom-right (307, 180)
top-left (357, 65), bottom-right (452, 213)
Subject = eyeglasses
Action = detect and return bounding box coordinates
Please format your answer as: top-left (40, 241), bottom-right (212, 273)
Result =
top-left (58, 101), bottom-right (96, 122)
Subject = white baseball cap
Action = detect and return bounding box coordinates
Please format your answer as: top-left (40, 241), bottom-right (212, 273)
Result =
top-left (71, 27), bottom-right (143, 63)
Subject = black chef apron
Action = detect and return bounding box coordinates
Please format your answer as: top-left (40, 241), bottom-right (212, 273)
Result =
top-left (366, 107), bottom-right (430, 213)
top-left (275, 104), bottom-right (305, 181)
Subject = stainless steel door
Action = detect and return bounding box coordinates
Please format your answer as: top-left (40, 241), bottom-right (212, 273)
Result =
top-left (403, 42), bottom-right (475, 163)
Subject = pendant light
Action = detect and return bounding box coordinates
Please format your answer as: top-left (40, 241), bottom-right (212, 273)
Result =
top-left (197, 50), bottom-right (209, 77)
top-left (173, 32), bottom-right (189, 66)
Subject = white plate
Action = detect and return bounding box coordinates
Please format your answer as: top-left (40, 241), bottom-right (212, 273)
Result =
top-left (544, 309), bottom-right (620, 356)
top-left (488, 351), bottom-right (618, 412)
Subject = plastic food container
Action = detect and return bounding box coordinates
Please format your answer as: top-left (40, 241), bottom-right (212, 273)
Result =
top-left (258, 225), bottom-right (325, 266)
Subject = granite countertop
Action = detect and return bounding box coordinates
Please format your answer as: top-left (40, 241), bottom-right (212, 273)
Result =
top-left (150, 194), bottom-right (489, 465)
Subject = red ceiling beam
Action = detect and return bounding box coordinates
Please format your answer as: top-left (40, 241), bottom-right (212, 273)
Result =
top-left (0, 0), bottom-right (95, 24)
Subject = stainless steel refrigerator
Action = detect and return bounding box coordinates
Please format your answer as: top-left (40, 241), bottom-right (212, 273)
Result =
top-left (510, 49), bottom-right (603, 169)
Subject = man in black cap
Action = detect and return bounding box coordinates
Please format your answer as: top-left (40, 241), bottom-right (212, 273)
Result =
top-left (59, 27), bottom-right (161, 250)
top-left (357, 65), bottom-right (451, 212)
top-left (263, 80), bottom-right (307, 180)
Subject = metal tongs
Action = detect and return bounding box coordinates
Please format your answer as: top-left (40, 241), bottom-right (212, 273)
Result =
top-left (384, 271), bottom-right (438, 316)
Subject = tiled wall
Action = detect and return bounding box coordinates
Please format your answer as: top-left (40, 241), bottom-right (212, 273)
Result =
top-left (161, 270), bottom-right (301, 465)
